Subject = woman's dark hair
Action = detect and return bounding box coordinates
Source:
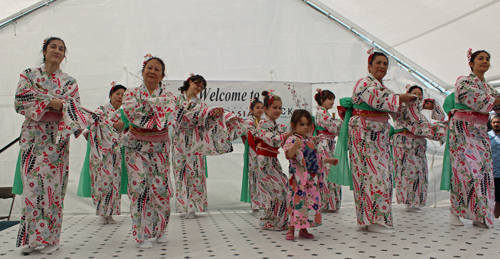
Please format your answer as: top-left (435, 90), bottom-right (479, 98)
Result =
top-left (314, 90), bottom-right (335, 106)
top-left (368, 51), bottom-right (389, 65)
top-left (178, 74), bottom-right (206, 93)
top-left (142, 57), bottom-right (166, 77)
top-left (407, 85), bottom-right (423, 94)
top-left (42, 37), bottom-right (66, 63)
top-left (290, 109), bottom-right (313, 128)
top-left (250, 98), bottom-right (263, 111)
top-left (469, 50), bottom-right (491, 72)
top-left (261, 90), bottom-right (282, 108)
top-left (109, 84), bottom-right (127, 97)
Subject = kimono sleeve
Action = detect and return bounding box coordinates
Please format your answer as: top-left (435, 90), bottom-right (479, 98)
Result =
top-left (14, 69), bottom-right (54, 121)
top-left (316, 109), bottom-right (342, 134)
top-left (354, 78), bottom-right (400, 112)
top-left (256, 119), bottom-right (286, 147)
top-left (455, 76), bottom-right (496, 113)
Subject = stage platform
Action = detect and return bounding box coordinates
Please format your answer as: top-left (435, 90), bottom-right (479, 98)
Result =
top-left (0, 205), bottom-right (498, 259)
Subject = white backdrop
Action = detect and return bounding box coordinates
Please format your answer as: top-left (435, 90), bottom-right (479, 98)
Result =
top-left (0, 0), bottom-right (451, 218)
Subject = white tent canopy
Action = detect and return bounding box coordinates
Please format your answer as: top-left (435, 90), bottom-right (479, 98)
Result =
top-left (1, 0), bottom-right (492, 216)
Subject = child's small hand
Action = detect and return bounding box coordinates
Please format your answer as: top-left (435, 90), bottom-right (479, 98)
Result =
top-left (324, 158), bottom-right (339, 166)
top-left (311, 135), bottom-right (320, 143)
top-left (293, 139), bottom-right (302, 149)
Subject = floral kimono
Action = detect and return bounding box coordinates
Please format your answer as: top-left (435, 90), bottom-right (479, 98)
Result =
top-left (172, 93), bottom-right (244, 213)
top-left (449, 73), bottom-right (498, 228)
top-left (392, 99), bottom-right (447, 208)
top-left (241, 116), bottom-right (265, 209)
top-left (314, 106), bottom-right (342, 211)
top-left (284, 134), bottom-right (322, 228)
top-left (87, 102), bottom-right (124, 217)
top-left (254, 115), bottom-right (289, 230)
top-left (348, 74), bottom-right (436, 228)
top-left (14, 65), bottom-right (92, 248)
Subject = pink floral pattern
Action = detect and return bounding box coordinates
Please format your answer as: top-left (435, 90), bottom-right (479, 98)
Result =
top-left (284, 135), bottom-right (322, 228)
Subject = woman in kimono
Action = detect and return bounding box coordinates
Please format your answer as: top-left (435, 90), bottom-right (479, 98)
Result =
top-left (392, 85), bottom-right (447, 211)
top-left (252, 90), bottom-right (293, 230)
top-left (240, 98), bottom-right (265, 211)
top-left (80, 83), bottom-right (127, 224)
top-left (448, 49), bottom-right (500, 228)
top-left (284, 109), bottom-right (338, 241)
top-left (14, 37), bottom-right (92, 254)
top-left (314, 89), bottom-right (342, 211)
top-left (172, 74), bottom-right (242, 219)
top-left (343, 51), bottom-right (435, 234)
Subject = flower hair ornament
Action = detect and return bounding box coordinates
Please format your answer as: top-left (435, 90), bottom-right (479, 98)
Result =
top-left (42, 36), bottom-right (53, 47)
top-left (467, 48), bottom-right (473, 62)
top-left (142, 54), bottom-right (153, 67)
top-left (110, 81), bottom-right (116, 94)
top-left (267, 89), bottom-right (276, 106)
top-left (367, 48), bottom-right (376, 63)
top-left (315, 88), bottom-right (322, 98)
top-left (186, 73), bottom-right (195, 82)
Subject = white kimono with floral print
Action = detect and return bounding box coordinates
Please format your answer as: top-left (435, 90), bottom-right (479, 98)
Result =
top-left (172, 92), bottom-right (244, 213)
top-left (349, 74), bottom-right (435, 227)
top-left (15, 65), bottom-right (92, 248)
top-left (449, 73), bottom-right (499, 228)
top-left (88, 102), bottom-right (124, 217)
top-left (315, 106), bottom-right (342, 211)
top-left (243, 117), bottom-right (265, 209)
top-left (392, 99), bottom-right (446, 208)
top-left (255, 114), bottom-right (289, 230)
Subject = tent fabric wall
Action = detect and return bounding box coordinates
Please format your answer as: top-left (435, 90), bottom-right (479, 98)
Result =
top-left (0, 0), bottom-right (451, 217)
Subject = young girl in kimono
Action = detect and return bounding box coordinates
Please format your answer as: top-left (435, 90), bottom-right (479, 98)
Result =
top-left (392, 85), bottom-right (446, 211)
top-left (14, 37), bottom-right (92, 254)
top-left (240, 98), bottom-right (265, 211)
top-left (313, 89), bottom-right (342, 212)
top-left (173, 74), bottom-right (243, 219)
top-left (252, 90), bottom-right (293, 230)
top-left (447, 49), bottom-right (500, 228)
top-left (284, 109), bottom-right (338, 241)
top-left (78, 83), bottom-right (127, 224)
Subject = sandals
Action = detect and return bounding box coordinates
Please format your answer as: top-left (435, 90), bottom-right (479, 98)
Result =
top-left (285, 231), bottom-right (295, 241)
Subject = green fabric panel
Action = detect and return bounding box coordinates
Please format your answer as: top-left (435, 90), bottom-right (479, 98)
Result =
top-left (329, 97), bottom-right (388, 189)
top-left (312, 115), bottom-right (326, 137)
top-left (120, 147), bottom-right (128, 195)
top-left (440, 129), bottom-right (452, 191)
top-left (12, 150), bottom-right (23, 195)
top-left (240, 138), bottom-right (251, 203)
top-left (329, 97), bottom-right (354, 189)
top-left (204, 156), bottom-right (208, 178)
top-left (77, 138), bottom-right (92, 197)
top-left (120, 109), bottom-right (129, 128)
top-left (443, 92), bottom-right (471, 114)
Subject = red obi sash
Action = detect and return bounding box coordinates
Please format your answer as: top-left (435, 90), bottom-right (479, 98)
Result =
top-left (352, 108), bottom-right (389, 123)
top-left (316, 130), bottom-right (335, 140)
top-left (453, 110), bottom-right (489, 125)
top-left (39, 111), bottom-right (63, 122)
top-left (129, 126), bottom-right (169, 142)
top-left (247, 131), bottom-right (279, 158)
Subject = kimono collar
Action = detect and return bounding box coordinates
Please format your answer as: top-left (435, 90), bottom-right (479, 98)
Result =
top-left (367, 73), bottom-right (386, 89)
top-left (140, 83), bottom-right (163, 98)
top-left (40, 64), bottom-right (62, 77)
top-left (262, 114), bottom-right (276, 125)
top-left (469, 73), bottom-right (487, 84)
top-left (182, 91), bottom-right (200, 103)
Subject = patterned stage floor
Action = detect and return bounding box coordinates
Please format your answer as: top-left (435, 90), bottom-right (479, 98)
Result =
top-left (0, 205), bottom-right (498, 259)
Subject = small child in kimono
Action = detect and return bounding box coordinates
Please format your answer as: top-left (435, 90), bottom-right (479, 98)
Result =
top-left (284, 109), bottom-right (338, 241)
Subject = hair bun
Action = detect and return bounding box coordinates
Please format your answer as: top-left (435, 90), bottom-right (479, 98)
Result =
top-left (262, 90), bottom-right (268, 97)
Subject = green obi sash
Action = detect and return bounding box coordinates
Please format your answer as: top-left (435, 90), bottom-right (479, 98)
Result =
top-left (240, 137), bottom-right (251, 203)
top-left (312, 115), bottom-right (327, 137)
top-left (77, 109), bottom-right (129, 198)
top-left (328, 97), bottom-right (385, 189)
top-left (440, 92), bottom-right (471, 191)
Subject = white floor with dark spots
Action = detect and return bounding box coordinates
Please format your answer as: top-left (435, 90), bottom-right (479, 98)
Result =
top-left (0, 205), bottom-right (499, 259)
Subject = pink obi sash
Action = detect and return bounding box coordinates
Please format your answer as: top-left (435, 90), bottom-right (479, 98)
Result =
top-left (454, 110), bottom-right (489, 125)
top-left (128, 126), bottom-right (169, 142)
top-left (352, 108), bottom-right (389, 123)
top-left (316, 130), bottom-right (336, 140)
top-left (39, 111), bottom-right (63, 122)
